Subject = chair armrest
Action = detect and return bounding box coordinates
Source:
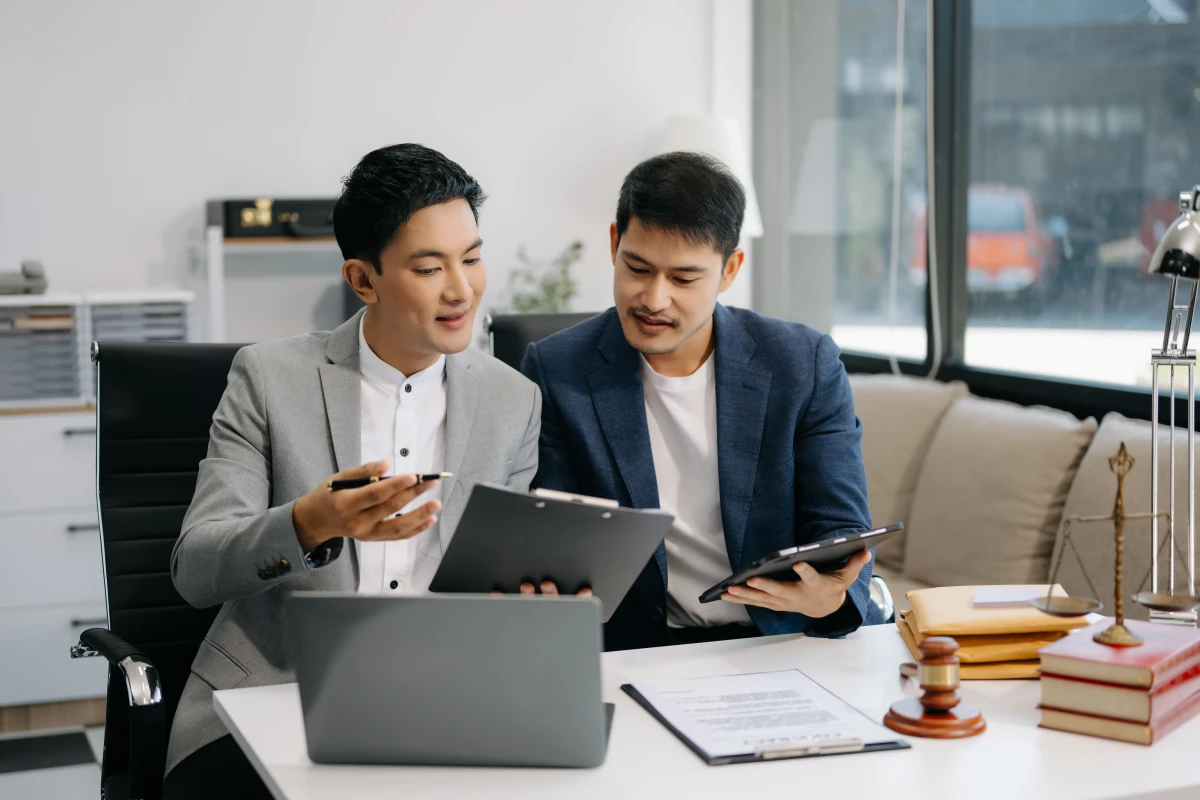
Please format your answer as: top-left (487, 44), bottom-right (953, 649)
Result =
top-left (870, 574), bottom-right (896, 625)
top-left (72, 628), bottom-right (162, 707)
top-left (72, 629), bottom-right (167, 799)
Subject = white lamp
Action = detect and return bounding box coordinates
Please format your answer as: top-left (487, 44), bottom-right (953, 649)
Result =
top-left (659, 116), bottom-right (764, 240)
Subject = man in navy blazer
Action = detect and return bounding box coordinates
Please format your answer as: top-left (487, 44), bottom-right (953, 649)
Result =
top-left (521, 152), bottom-right (882, 651)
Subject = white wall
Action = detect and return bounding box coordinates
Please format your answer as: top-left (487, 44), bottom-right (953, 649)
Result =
top-left (0, 0), bottom-right (750, 342)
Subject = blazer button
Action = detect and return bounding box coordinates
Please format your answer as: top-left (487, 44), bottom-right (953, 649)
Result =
top-left (651, 607), bottom-right (665, 622)
top-left (257, 568), bottom-right (273, 580)
top-left (279, 559), bottom-right (291, 574)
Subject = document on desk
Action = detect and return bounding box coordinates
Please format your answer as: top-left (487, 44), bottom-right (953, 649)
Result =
top-left (623, 670), bottom-right (909, 765)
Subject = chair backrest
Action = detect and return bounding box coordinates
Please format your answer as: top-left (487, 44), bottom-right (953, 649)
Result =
top-left (93, 341), bottom-right (242, 732)
top-left (486, 312), bottom-right (597, 371)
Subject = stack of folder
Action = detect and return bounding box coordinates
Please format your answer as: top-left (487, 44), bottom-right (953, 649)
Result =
top-left (897, 585), bottom-right (1090, 679)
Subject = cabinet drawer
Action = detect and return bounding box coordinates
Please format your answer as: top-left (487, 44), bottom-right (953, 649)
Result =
top-left (0, 603), bottom-right (108, 706)
top-left (0, 510), bottom-right (104, 610)
top-left (0, 411), bottom-right (96, 513)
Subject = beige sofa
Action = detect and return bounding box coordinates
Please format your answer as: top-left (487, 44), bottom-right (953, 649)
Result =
top-left (852, 374), bottom-right (1196, 618)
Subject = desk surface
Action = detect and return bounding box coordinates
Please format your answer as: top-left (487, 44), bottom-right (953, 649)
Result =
top-left (214, 625), bottom-right (1200, 800)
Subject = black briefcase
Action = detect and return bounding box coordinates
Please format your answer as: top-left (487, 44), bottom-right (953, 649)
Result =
top-left (206, 198), bottom-right (336, 238)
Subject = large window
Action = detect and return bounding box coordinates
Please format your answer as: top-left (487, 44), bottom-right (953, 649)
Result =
top-left (963, 0), bottom-right (1200, 387)
top-left (753, 0), bottom-right (929, 362)
top-left (756, 0), bottom-right (1200, 404)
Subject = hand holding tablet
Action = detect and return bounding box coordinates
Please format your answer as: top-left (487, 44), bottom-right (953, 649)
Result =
top-left (699, 523), bottom-right (904, 605)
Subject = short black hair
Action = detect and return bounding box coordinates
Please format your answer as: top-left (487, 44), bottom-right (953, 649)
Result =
top-left (334, 143), bottom-right (486, 273)
top-left (615, 152), bottom-right (745, 261)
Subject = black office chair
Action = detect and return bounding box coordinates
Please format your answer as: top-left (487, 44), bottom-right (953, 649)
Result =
top-left (484, 312), bottom-right (597, 371)
top-left (70, 341), bottom-right (242, 800)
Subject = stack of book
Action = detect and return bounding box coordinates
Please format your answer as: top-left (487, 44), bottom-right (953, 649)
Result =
top-left (1037, 618), bottom-right (1200, 744)
top-left (897, 585), bottom-right (1089, 679)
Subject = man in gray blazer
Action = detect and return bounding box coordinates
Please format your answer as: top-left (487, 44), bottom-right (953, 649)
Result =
top-left (163, 144), bottom-right (540, 800)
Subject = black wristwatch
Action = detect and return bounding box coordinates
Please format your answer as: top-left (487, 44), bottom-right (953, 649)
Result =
top-left (303, 537), bottom-right (344, 569)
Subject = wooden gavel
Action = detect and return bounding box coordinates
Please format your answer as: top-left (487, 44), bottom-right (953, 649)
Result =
top-left (885, 636), bottom-right (987, 738)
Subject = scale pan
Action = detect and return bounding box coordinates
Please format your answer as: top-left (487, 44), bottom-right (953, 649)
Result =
top-left (1132, 592), bottom-right (1200, 612)
top-left (1029, 596), bottom-right (1103, 617)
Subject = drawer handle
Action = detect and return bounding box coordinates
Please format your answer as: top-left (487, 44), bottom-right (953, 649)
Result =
top-left (63, 427), bottom-right (97, 437)
top-left (70, 617), bottom-right (108, 627)
top-left (67, 523), bottom-right (100, 533)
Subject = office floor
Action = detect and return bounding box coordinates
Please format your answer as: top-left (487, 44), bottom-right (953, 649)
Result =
top-left (0, 726), bottom-right (103, 799)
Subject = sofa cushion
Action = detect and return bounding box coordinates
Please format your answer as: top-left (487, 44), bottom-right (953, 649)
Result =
top-left (903, 396), bottom-right (1097, 588)
top-left (849, 374), bottom-right (969, 569)
top-left (1052, 412), bottom-right (1195, 621)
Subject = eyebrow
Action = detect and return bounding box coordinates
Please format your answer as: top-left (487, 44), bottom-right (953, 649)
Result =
top-left (406, 238), bottom-right (484, 262)
top-left (623, 250), bottom-right (707, 273)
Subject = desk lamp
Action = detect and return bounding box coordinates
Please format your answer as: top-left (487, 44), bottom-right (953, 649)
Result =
top-left (1138, 186), bottom-right (1200, 624)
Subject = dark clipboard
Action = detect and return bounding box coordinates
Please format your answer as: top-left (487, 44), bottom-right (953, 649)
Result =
top-left (621, 673), bottom-right (910, 766)
top-left (428, 484), bottom-right (673, 622)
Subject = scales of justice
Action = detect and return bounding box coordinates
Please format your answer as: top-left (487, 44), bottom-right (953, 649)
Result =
top-left (1035, 186), bottom-right (1200, 646)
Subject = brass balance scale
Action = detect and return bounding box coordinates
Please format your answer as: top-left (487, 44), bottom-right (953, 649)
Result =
top-left (1034, 187), bottom-right (1200, 646)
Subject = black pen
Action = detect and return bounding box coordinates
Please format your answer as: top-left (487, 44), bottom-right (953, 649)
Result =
top-left (327, 472), bottom-right (452, 491)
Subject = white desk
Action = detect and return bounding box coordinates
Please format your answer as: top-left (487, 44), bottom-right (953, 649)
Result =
top-left (214, 625), bottom-right (1200, 800)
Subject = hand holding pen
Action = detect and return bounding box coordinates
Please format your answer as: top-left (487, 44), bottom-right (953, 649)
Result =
top-left (292, 460), bottom-right (448, 552)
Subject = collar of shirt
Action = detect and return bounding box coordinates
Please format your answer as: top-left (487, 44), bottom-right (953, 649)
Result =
top-left (358, 315), bottom-right (446, 396)
top-left (639, 351), bottom-right (714, 394)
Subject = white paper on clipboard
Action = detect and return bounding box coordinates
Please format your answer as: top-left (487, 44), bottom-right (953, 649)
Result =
top-left (627, 670), bottom-right (902, 761)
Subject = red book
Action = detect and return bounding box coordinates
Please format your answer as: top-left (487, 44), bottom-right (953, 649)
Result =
top-left (1037, 618), bottom-right (1200, 689)
top-left (1039, 685), bottom-right (1200, 745)
top-left (1040, 661), bottom-right (1200, 723)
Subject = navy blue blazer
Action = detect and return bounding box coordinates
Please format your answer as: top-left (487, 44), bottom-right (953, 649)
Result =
top-left (521, 304), bottom-right (881, 650)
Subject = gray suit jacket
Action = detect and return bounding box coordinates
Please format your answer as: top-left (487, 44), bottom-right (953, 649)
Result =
top-left (165, 309), bottom-right (541, 774)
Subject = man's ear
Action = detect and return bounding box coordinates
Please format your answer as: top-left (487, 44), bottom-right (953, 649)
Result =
top-left (343, 259), bottom-right (379, 304)
top-left (609, 222), bottom-right (620, 263)
top-left (717, 249), bottom-right (746, 294)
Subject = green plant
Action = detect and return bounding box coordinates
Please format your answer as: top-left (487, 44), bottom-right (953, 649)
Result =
top-left (478, 240), bottom-right (583, 345)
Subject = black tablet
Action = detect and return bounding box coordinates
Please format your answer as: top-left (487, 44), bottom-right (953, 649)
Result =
top-left (429, 484), bottom-right (674, 622)
top-left (698, 523), bottom-right (904, 604)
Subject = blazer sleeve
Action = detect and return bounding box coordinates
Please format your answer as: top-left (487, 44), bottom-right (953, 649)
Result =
top-left (171, 346), bottom-right (328, 609)
top-left (793, 333), bottom-right (878, 636)
top-left (504, 378), bottom-right (542, 492)
top-left (521, 342), bottom-right (581, 494)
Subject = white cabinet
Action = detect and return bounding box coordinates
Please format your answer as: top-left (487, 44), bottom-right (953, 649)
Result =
top-left (0, 603), bottom-right (108, 706)
top-left (0, 409), bottom-right (106, 706)
top-left (0, 411), bottom-right (96, 514)
top-left (0, 510), bottom-right (105, 610)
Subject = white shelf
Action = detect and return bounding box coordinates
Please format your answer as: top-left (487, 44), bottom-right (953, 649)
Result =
top-left (193, 225), bottom-right (344, 342)
top-left (220, 238), bottom-right (340, 256)
top-left (85, 289), bottom-right (195, 305)
top-left (0, 293), bottom-right (84, 308)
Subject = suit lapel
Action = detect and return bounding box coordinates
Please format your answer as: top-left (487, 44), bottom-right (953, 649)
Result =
top-left (589, 314), bottom-right (666, 583)
top-left (713, 305), bottom-right (772, 570)
top-left (438, 351), bottom-right (479, 552)
top-left (319, 311), bottom-right (364, 473)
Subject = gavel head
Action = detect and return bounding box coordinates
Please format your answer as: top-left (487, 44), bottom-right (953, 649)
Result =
top-left (916, 636), bottom-right (962, 713)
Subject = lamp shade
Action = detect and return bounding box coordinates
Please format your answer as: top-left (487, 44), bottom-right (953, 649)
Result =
top-left (1148, 187), bottom-right (1200, 280)
top-left (659, 116), bottom-right (764, 239)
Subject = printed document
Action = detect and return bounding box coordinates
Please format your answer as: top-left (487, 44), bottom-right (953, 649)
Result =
top-left (626, 670), bottom-right (901, 761)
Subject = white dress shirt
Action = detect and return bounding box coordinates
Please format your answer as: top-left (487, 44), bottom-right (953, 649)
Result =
top-left (356, 316), bottom-right (446, 594)
top-left (641, 354), bottom-right (752, 629)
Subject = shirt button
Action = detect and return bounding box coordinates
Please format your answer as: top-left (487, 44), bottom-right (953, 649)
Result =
top-left (390, 580), bottom-right (399, 590)
top-left (399, 447), bottom-right (410, 457)
top-left (405, 384), bottom-right (412, 393)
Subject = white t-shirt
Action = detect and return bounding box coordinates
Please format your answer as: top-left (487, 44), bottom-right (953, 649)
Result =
top-left (641, 354), bottom-right (752, 628)
top-left (356, 316), bottom-right (446, 594)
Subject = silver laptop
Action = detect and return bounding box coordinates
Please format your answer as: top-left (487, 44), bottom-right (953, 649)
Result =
top-left (286, 592), bottom-right (612, 768)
